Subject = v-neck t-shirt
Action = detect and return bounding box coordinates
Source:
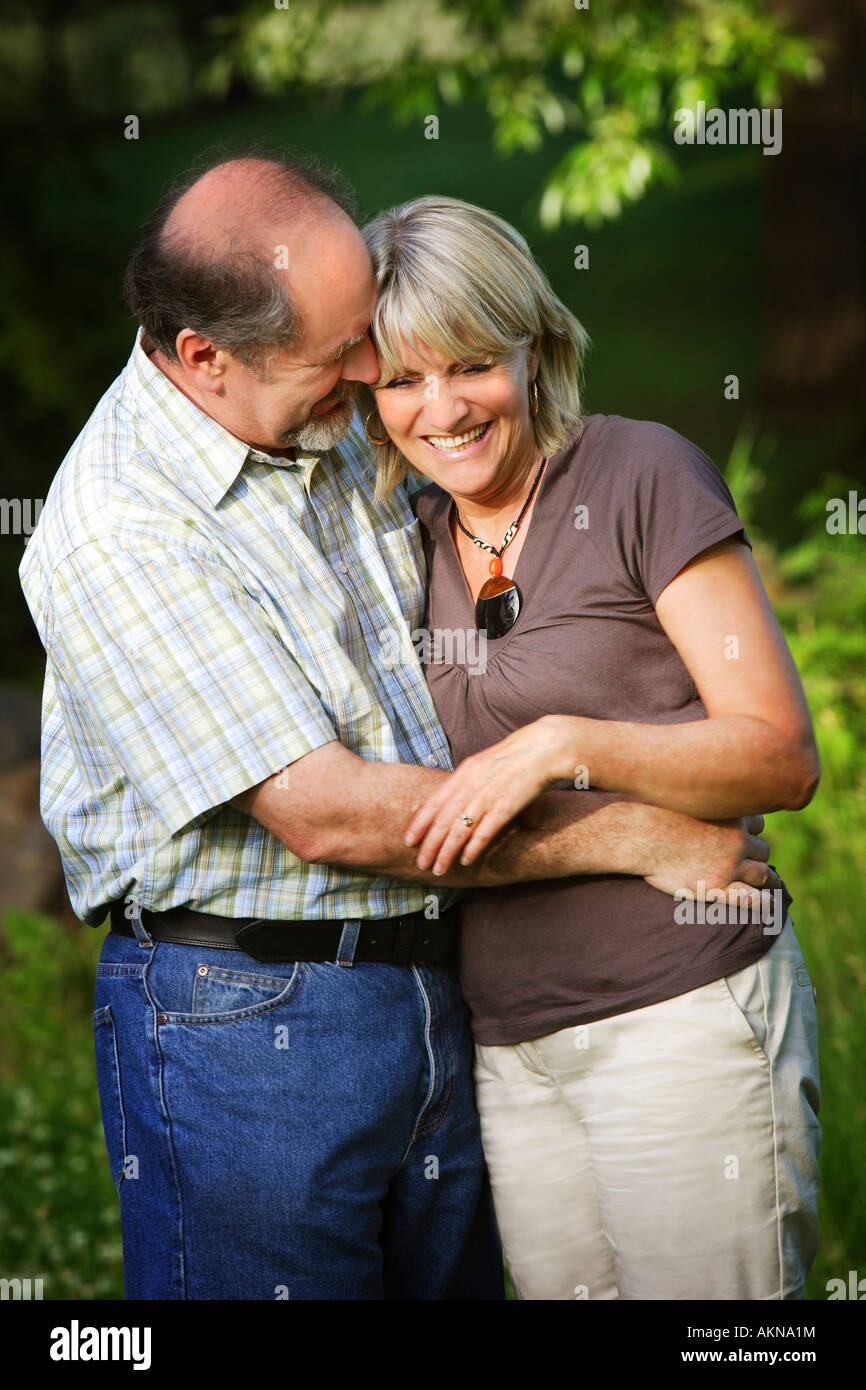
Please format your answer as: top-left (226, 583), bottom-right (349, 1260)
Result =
top-left (412, 413), bottom-right (790, 1045)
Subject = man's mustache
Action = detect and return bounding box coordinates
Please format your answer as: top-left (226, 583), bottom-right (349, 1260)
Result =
top-left (323, 381), bottom-right (357, 405)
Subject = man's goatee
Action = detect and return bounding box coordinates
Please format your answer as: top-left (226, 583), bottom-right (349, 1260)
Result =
top-left (280, 395), bottom-right (357, 451)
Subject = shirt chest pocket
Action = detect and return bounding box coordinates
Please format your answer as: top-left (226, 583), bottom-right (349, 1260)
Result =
top-left (374, 519), bottom-right (428, 630)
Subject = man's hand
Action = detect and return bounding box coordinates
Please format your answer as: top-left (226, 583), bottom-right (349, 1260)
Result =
top-left (643, 812), bottom-right (780, 902)
top-left (511, 792), bottom-right (778, 904)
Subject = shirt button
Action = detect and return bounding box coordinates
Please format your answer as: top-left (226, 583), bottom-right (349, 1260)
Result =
top-left (337, 561), bottom-right (350, 574)
top-left (423, 754), bottom-right (439, 767)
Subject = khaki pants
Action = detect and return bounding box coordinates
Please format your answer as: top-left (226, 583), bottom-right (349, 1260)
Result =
top-left (474, 918), bottom-right (821, 1300)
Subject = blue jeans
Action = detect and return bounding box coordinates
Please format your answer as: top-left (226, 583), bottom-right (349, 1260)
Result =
top-left (92, 920), bottom-right (503, 1300)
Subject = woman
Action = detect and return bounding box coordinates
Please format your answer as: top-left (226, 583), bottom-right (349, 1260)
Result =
top-left (357, 195), bottom-right (822, 1301)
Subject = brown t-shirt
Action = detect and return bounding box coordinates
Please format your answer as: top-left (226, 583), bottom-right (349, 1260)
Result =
top-left (412, 413), bottom-right (790, 1045)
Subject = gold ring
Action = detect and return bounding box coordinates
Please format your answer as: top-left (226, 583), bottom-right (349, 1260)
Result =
top-left (458, 813), bottom-right (475, 828)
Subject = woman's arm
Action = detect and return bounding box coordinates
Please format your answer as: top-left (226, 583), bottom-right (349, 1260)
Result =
top-left (405, 539), bottom-right (819, 873)
top-left (578, 538), bottom-right (819, 817)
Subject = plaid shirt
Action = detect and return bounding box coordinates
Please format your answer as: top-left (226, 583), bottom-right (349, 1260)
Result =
top-left (19, 334), bottom-right (456, 926)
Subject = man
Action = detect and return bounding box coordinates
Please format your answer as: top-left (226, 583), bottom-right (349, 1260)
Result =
top-left (19, 152), bottom-right (775, 1301)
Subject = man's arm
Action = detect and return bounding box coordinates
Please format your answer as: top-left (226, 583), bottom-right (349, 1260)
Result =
top-left (231, 740), bottom-right (777, 897)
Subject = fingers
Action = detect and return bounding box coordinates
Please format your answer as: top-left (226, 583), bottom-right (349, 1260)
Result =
top-left (416, 805), bottom-right (488, 875)
top-left (721, 883), bottom-right (765, 912)
top-left (735, 859), bottom-right (782, 892)
top-left (404, 751), bottom-right (550, 873)
top-left (416, 794), bottom-right (518, 874)
top-left (742, 832), bottom-right (770, 864)
top-left (448, 811), bottom-right (504, 871)
top-left (405, 756), bottom-right (492, 861)
top-left (721, 882), bottom-right (785, 929)
top-left (404, 782), bottom-right (460, 847)
top-left (743, 814), bottom-right (765, 836)
top-left (409, 785), bottom-right (484, 872)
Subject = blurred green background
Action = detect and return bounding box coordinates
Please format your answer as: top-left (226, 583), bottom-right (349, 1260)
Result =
top-left (1, 0), bottom-right (864, 1301)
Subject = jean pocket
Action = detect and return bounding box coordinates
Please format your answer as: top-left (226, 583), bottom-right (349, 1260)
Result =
top-left (190, 960), bottom-right (304, 1019)
top-left (147, 954), bottom-right (307, 1025)
top-left (92, 1004), bottom-right (128, 1194)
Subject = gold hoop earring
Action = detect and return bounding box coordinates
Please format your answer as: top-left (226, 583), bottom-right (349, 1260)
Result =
top-left (529, 378), bottom-right (539, 417)
top-left (364, 410), bottom-right (390, 446)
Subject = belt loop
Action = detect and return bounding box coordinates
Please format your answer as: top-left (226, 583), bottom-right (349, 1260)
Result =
top-left (336, 919), bottom-right (360, 967)
top-left (123, 894), bottom-right (154, 948)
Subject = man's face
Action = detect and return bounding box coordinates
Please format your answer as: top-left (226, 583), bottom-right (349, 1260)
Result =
top-left (221, 214), bottom-right (380, 455)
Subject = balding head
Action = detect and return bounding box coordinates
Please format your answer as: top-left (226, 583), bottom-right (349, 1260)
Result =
top-left (162, 156), bottom-right (344, 265)
top-left (124, 151), bottom-right (356, 374)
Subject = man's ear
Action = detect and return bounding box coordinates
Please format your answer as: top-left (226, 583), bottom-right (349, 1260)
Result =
top-left (175, 330), bottom-right (228, 393)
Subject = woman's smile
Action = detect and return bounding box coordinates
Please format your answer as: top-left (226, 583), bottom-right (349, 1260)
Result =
top-left (421, 419), bottom-right (494, 459)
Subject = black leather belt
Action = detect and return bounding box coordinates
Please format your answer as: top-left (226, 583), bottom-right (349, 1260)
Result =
top-left (108, 901), bottom-right (458, 965)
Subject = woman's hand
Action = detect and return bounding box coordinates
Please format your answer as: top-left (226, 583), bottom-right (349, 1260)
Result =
top-left (404, 716), bottom-right (579, 874)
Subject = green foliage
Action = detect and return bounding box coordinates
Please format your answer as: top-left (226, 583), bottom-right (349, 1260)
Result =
top-left (211, 0), bottom-right (822, 225)
top-left (0, 3), bottom-right (193, 118)
top-left (726, 434), bottom-right (866, 779)
top-left (723, 433), bottom-right (866, 1297)
top-left (0, 912), bottom-right (123, 1300)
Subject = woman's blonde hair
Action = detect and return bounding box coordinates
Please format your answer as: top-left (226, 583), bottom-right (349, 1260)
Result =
top-left (359, 195), bottom-right (590, 499)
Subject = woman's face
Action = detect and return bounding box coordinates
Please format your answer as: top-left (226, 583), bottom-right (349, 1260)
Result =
top-left (373, 338), bottom-right (539, 503)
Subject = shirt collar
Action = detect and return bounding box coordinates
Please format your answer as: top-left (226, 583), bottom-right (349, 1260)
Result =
top-left (126, 329), bottom-right (323, 508)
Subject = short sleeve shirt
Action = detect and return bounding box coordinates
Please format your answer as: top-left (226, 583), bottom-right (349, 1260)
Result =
top-left (19, 334), bottom-right (456, 925)
top-left (413, 414), bottom-right (790, 1044)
